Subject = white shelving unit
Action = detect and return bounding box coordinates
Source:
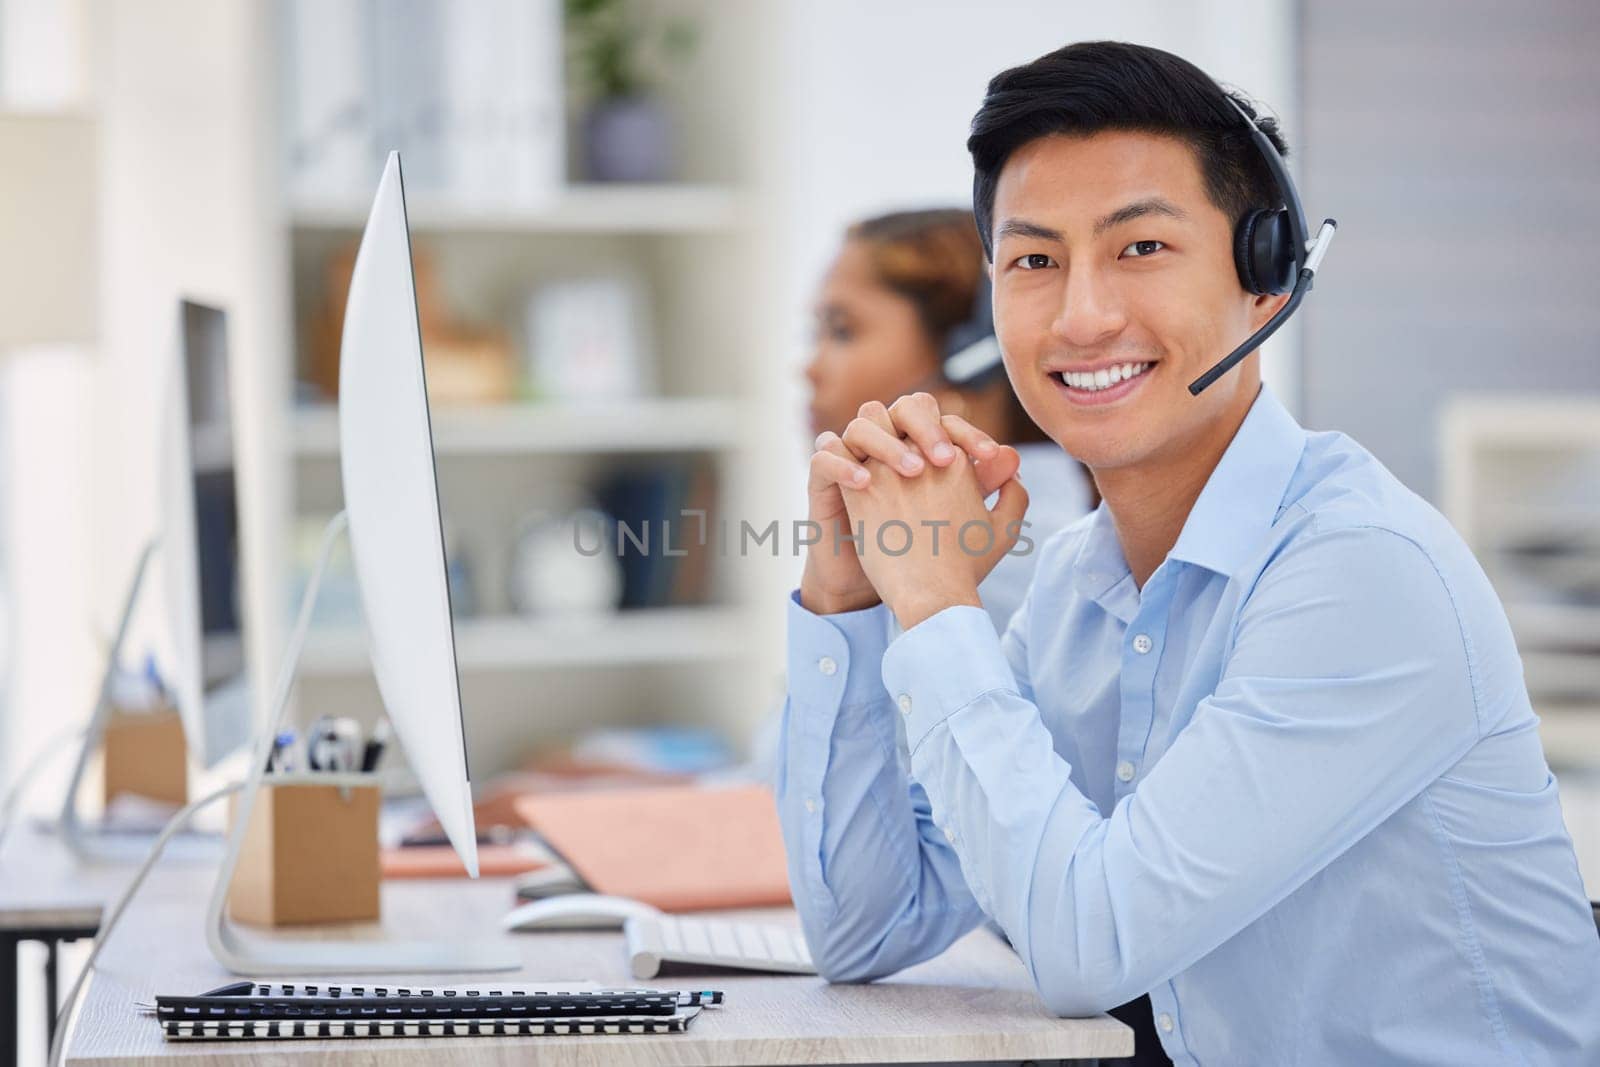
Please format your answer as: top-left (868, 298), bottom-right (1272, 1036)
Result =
top-left (1441, 396), bottom-right (1600, 770)
top-left (264, 1), bottom-right (781, 778)
top-left (298, 606), bottom-right (746, 675)
top-left (291, 397), bottom-right (742, 457)
top-left (290, 184), bottom-right (745, 235)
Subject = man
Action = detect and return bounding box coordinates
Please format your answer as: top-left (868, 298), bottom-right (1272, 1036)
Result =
top-left (774, 41), bottom-right (1600, 1065)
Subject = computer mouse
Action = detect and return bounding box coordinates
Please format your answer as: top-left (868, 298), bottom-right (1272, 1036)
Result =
top-left (501, 892), bottom-right (663, 932)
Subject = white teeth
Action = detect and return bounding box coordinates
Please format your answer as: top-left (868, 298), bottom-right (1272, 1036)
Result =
top-left (1058, 362), bottom-right (1151, 392)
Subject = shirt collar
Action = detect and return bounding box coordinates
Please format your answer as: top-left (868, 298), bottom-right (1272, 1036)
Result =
top-left (1168, 383), bottom-right (1308, 577)
top-left (1068, 384), bottom-right (1307, 612)
top-left (1070, 505), bottom-right (1138, 621)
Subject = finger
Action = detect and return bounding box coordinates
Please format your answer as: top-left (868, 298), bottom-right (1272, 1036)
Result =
top-left (842, 415), bottom-right (927, 476)
top-left (940, 414), bottom-right (1000, 461)
top-left (809, 432), bottom-right (870, 490)
top-left (854, 399), bottom-right (898, 438)
top-left (888, 392), bottom-right (957, 466)
top-left (973, 444), bottom-right (1021, 497)
top-left (981, 475), bottom-right (1031, 572)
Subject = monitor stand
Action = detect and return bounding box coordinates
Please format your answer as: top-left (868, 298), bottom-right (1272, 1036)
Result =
top-left (56, 541), bottom-right (219, 864)
top-left (204, 511), bottom-right (518, 975)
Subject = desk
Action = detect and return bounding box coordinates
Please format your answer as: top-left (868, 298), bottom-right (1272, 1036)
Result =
top-left (61, 865), bottom-right (1133, 1065)
top-left (0, 824), bottom-right (142, 1067)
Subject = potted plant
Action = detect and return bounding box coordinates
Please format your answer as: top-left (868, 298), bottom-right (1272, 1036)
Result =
top-left (565, 0), bottom-right (697, 182)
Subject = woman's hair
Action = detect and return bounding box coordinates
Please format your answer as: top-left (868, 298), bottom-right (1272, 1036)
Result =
top-left (846, 208), bottom-right (1049, 444)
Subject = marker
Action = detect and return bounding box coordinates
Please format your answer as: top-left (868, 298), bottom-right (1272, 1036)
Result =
top-left (360, 718), bottom-right (391, 773)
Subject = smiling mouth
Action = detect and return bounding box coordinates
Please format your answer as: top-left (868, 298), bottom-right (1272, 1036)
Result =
top-left (1050, 361), bottom-right (1154, 393)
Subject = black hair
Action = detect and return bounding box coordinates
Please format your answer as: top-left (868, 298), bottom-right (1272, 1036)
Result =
top-left (967, 41), bottom-right (1287, 261)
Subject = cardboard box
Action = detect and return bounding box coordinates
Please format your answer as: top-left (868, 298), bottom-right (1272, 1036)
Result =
top-left (227, 784), bottom-right (380, 926)
top-left (103, 706), bottom-right (187, 808)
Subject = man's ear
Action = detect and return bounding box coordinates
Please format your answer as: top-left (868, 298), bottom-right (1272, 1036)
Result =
top-left (1251, 290), bottom-right (1291, 332)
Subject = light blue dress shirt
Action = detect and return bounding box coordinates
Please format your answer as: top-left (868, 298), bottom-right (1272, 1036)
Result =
top-left (776, 385), bottom-right (1600, 1065)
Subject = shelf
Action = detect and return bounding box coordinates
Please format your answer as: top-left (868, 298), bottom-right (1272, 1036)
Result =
top-left (1538, 704), bottom-right (1600, 770)
top-left (1506, 600), bottom-right (1600, 648)
top-left (1442, 397), bottom-right (1600, 450)
top-left (298, 606), bottom-right (747, 676)
top-left (291, 398), bottom-right (742, 458)
top-left (289, 184), bottom-right (744, 235)
top-left (1523, 651), bottom-right (1600, 700)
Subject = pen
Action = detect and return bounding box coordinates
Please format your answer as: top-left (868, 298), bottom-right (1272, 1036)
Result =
top-left (265, 730), bottom-right (297, 774)
top-left (360, 718), bottom-right (391, 773)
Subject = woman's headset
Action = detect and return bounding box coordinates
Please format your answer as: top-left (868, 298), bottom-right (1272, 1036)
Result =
top-left (943, 88), bottom-right (1337, 396)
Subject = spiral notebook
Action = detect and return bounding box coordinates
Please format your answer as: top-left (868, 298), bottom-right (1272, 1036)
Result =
top-left (147, 982), bottom-right (720, 1042)
top-left (160, 1009), bottom-right (702, 1041)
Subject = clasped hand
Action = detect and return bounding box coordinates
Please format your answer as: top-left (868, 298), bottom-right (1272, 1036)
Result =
top-left (799, 392), bottom-right (1029, 630)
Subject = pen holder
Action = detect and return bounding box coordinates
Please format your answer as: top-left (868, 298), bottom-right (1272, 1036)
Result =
top-left (227, 782), bottom-right (381, 927)
top-left (102, 704), bottom-right (188, 808)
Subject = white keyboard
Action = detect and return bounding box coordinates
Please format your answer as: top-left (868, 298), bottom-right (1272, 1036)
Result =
top-left (624, 915), bottom-right (816, 978)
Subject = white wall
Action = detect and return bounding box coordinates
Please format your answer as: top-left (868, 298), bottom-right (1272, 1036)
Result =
top-left (0, 0), bottom-right (288, 812)
top-left (744, 0), bottom-right (1298, 648)
top-left (0, 0), bottom-right (96, 801)
top-left (89, 0), bottom-right (288, 748)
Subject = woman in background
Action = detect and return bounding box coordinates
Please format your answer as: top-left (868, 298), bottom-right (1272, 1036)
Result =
top-left (805, 208), bottom-right (1094, 632)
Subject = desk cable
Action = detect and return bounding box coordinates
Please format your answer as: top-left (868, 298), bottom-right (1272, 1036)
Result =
top-left (47, 779), bottom-right (240, 1067)
top-left (47, 766), bottom-right (411, 1067)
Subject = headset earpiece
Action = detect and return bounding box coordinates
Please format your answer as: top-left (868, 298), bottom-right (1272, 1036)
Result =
top-left (1233, 207), bottom-right (1296, 295)
top-left (941, 272), bottom-right (1005, 386)
top-left (1190, 87), bottom-right (1337, 394)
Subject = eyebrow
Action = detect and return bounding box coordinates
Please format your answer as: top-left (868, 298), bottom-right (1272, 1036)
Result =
top-left (1092, 197), bottom-right (1188, 236)
top-left (995, 197), bottom-right (1190, 245)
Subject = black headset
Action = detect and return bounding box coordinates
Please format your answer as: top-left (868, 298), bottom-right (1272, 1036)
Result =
top-left (942, 89), bottom-right (1337, 395)
top-left (1192, 93), bottom-right (1337, 394)
top-left (940, 272), bottom-right (1004, 386)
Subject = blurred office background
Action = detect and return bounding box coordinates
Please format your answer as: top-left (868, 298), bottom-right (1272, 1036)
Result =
top-left (1, 0), bottom-right (1597, 909)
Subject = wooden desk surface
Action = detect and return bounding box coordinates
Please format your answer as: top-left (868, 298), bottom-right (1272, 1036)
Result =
top-left (61, 864), bottom-right (1132, 1065)
top-left (0, 824), bottom-right (142, 931)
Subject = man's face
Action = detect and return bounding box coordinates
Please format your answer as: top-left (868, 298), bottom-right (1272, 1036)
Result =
top-left (990, 131), bottom-right (1284, 473)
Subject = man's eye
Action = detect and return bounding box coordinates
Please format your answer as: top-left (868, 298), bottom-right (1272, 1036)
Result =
top-left (1014, 253), bottom-right (1056, 270)
top-left (1121, 239), bottom-right (1165, 258)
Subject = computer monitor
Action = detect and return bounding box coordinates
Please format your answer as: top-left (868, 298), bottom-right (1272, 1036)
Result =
top-left (337, 150), bottom-right (479, 879)
top-left (163, 300), bottom-right (252, 768)
top-left (205, 152), bottom-right (502, 973)
top-left (58, 301), bottom-right (255, 854)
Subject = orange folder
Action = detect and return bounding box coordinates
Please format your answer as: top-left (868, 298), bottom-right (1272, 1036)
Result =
top-left (513, 783), bottom-right (793, 912)
top-left (380, 843), bottom-right (549, 880)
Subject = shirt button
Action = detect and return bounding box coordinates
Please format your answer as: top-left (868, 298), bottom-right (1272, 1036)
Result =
top-left (804, 797), bottom-right (817, 814)
top-left (1116, 761), bottom-right (1135, 782)
top-left (817, 656), bottom-right (837, 676)
top-left (1157, 1012), bottom-right (1174, 1033)
top-left (1132, 633), bottom-right (1154, 655)
top-left (897, 694), bottom-right (912, 716)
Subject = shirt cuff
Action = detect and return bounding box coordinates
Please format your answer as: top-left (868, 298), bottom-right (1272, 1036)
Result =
top-left (881, 605), bottom-right (1019, 753)
top-left (785, 590), bottom-right (894, 739)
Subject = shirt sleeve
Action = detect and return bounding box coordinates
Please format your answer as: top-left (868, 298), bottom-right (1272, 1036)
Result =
top-left (879, 523), bottom-right (1483, 1016)
top-left (774, 590), bottom-right (989, 982)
